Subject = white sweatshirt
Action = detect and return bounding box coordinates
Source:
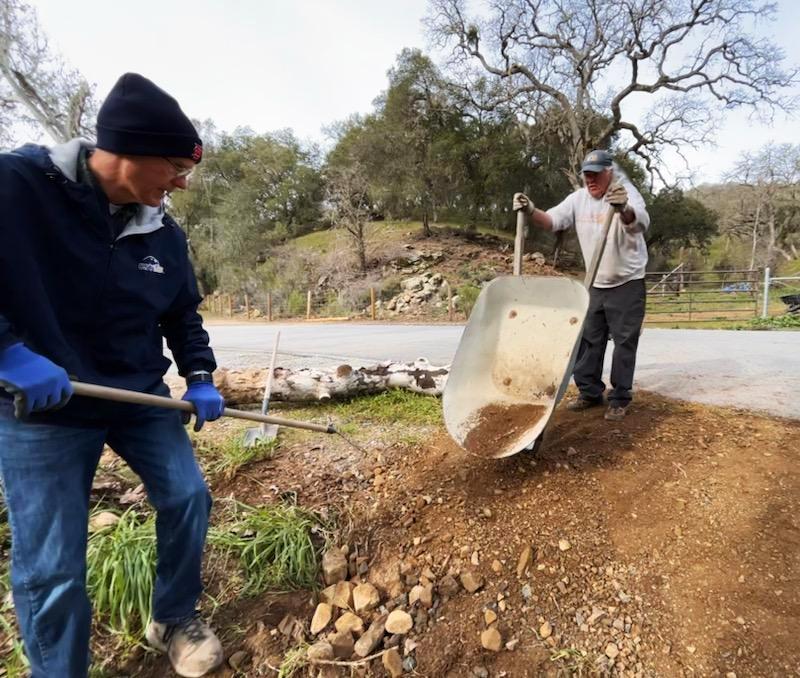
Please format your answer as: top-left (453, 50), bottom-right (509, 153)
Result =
top-left (546, 172), bottom-right (650, 288)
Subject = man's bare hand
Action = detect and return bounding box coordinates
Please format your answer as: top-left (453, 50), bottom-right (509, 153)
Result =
top-left (513, 192), bottom-right (534, 214)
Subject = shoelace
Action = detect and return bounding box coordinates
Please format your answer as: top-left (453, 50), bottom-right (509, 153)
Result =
top-left (164, 613), bottom-right (208, 646)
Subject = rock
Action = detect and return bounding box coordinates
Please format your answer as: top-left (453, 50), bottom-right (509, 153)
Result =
top-left (89, 511), bottom-right (120, 532)
top-left (311, 603), bottom-right (333, 635)
top-left (539, 621), bottom-right (553, 639)
top-left (558, 539), bottom-right (572, 552)
top-left (321, 580), bottom-right (354, 609)
top-left (521, 584), bottom-right (532, 601)
top-left (460, 571), bottom-right (485, 593)
top-left (382, 647), bottom-right (404, 677)
top-left (484, 609), bottom-right (497, 625)
top-left (228, 650), bottom-right (249, 671)
top-left (505, 638), bottom-right (519, 651)
top-left (472, 668), bottom-right (489, 678)
top-left (491, 559), bottom-right (503, 573)
top-left (385, 610), bottom-right (413, 635)
top-left (335, 612), bottom-right (364, 636)
top-left (328, 630), bottom-right (355, 659)
top-left (439, 574), bottom-right (460, 597)
top-left (481, 627), bottom-right (503, 652)
top-left (516, 545), bottom-right (532, 577)
top-left (353, 582), bottom-right (381, 614)
top-left (354, 615), bottom-right (387, 657)
top-left (605, 642), bottom-right (620, 659)
top-left (409, 584), bottom-right (433, 608)
top-left (322, 548), bottom-right (349, 585)
top-left (307, 642), bottom-right (334, 661)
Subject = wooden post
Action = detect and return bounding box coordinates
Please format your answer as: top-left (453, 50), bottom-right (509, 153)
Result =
top-left (370, 287), bottom-right (376, 320)
top-left (244, 293), bottom-right (250, 320)
top-left (306, 290), bottom-right (312, 320)
top-left (267, 292), bottom-right (273, 322)
top-left (226, 294), bottom-right (233, 317)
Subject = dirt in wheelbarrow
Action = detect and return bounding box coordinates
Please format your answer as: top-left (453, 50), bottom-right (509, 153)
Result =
top-left (462, 403), bottom-right (548, 457)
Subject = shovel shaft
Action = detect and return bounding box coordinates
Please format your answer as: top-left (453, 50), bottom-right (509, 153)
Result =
top-left (70, 381), bottom-right (335, 434)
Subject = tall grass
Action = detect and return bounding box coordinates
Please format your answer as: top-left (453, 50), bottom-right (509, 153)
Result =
top-left (86, 509), bottom-right (156, 636)
top-left (209, 501), bottom-right (327, 595)
top-left (210, 436), bottom-right (278, 479)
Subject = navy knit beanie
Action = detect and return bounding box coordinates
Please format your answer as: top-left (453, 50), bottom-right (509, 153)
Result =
top-left (96, 73), bottom-right (203, 163)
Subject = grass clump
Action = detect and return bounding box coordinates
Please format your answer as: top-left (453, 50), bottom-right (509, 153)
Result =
top-left (746, 314), bottom-right (800, 330)
top-left (86, 509), bottom-right (156, 636)
top-left (210, 436), bottom-right (278, 479)
top-left (210, 501), bottom-right (327, 595)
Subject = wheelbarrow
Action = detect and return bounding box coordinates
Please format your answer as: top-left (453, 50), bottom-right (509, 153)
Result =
top-left (443, 203), bottom-right (616, 458)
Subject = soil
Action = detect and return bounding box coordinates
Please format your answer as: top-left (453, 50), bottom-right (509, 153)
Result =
top-left (462, 404), bottom-right (549, 458)
top-left (10, 390), bottom-right (797, 677)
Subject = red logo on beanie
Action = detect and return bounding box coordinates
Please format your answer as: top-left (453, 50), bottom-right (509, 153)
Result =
top-left (191, 143), bottom-right (203, 162)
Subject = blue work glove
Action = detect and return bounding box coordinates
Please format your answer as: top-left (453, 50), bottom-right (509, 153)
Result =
top-left (0, 343), bottom-right (73, 418)
top-left (181, 382), bottom-right (225, 431)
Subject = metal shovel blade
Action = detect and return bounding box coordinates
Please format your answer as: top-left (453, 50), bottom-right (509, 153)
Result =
top-left (443, 275), bottom-right (588, 458)
top-left (244, 331), bottom-right (281, 447)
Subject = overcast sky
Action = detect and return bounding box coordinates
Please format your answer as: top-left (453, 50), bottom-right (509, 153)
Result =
top-left (28, 0), bottom-right (800, 186)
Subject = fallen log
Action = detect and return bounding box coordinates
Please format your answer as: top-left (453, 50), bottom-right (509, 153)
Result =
top-left (211, 359), bottom-right (449, 406)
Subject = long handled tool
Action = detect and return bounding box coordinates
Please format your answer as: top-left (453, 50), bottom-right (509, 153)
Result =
top-left (71, 381), bottom-right (335, 434)
top-left (243, 331), bottom-right (281, 446)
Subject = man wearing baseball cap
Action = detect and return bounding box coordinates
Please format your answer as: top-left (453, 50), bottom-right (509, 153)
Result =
top-left (513, 149), bottom-right (650, 421)
top-left (0, 73), bottom-right (224, 677)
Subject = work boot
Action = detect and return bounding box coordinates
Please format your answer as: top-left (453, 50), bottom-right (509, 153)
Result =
top-left (146, 613), bottom-right (223, 678)
top-left (604, 405), bottom-right (628, 421)
top-left (565, 396), bottom-right (603, 412)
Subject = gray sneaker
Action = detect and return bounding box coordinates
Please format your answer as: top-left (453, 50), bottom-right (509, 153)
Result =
top-left (566, 396), bottom-right (603, 412)
top-left (146, 613), bottom-right (223, 678)
top-left (604, 405), bottom-right (627, 421)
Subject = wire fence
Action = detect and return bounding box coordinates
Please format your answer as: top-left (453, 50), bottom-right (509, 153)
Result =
top-left (201, 267), bottom-right (799, 324)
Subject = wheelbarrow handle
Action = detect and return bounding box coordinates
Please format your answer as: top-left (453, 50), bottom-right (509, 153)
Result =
top-left (70, 381), bottom-right (336, 434)
top-left (583, 205), bottom-right (618, 290)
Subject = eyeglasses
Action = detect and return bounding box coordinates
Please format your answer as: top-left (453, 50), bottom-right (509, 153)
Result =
top-left (162, 157), bottom-right (194, 179)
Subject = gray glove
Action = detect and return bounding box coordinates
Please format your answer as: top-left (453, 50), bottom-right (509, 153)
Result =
top-left (604, 183), bottom-right (628, 210)
top-left (513, 192), bottom-right (534, 214)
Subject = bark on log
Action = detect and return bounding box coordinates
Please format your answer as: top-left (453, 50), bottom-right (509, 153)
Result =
top-left (212, 359), bottom-right (449, 406)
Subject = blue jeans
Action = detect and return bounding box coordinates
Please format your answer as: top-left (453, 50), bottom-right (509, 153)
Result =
top-left (0, 400), bottom-right (212, 678)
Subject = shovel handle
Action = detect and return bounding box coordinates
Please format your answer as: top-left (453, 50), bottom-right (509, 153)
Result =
top-left (70, 381), bottom-right (335, 434)
top-left (583, 205), bottom-right (618, 290)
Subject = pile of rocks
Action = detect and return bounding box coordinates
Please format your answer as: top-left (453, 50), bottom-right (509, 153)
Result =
top-left (379, 272), bottom-right (448, 315)
top-left (284, 543), bottom-right (480, 677)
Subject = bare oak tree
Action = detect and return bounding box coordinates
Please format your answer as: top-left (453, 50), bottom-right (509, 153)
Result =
top-left (0, 0), bottom-right (96, 146)
top-left (724, 143), bottom-right (800, 267)
top-left (426, 0), bottom-right (798, 186)
top-left (325, 161), bottom-right (372, 275)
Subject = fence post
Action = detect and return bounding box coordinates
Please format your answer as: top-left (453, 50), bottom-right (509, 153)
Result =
top-left (306, 290), bottom-right (312, 320)
top-left (762, 267), bottom-right (771, 318)
top-left (267, 292), bottom-right (273, 322)
top-left (226, 294), bottom-right (233, 317)
top-left (370, 287), bottom-right (376, 320)
top-left (244, 293), bottom-right (250, 320)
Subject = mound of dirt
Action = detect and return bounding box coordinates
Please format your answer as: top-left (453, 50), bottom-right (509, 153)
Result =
top-left (127, 391), bottom-right (800, 677)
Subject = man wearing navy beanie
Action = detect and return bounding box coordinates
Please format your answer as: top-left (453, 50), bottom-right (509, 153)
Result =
top-left (0, 74), bottom-right (224, 677)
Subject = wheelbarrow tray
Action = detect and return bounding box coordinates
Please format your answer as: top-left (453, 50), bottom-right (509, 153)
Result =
top-left (443, 274), bottom-right (589, 458)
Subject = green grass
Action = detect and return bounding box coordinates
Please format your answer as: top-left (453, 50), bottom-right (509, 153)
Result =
top-left (745, 314), bottom-right (800, 330)
top-left (332, 390), bottom-right (442, 427)
top-left (86, 509), bottom-right (156, 636)
top-left (209, 501), bottom-right (328, 595)
top-left (278, 643), bottom-right (309, 678)
top-left (0, 609), bottom-right (28, 677)
top-left (209, 435), bottom-right (279, 479)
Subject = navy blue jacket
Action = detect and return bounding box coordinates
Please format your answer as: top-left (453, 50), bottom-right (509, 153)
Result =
top-left (0, 140), bottom-right (216, 424)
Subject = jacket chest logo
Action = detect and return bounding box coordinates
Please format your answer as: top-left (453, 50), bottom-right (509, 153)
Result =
top-left (138, 256), bottom-right (165, 274)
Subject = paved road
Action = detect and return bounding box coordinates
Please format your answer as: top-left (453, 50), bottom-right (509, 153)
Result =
top-left (195, 323), bottom-right (798, 420)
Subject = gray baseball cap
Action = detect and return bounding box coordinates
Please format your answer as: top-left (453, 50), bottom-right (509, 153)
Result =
top-left (581, 149), bottom-right (613, 173)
